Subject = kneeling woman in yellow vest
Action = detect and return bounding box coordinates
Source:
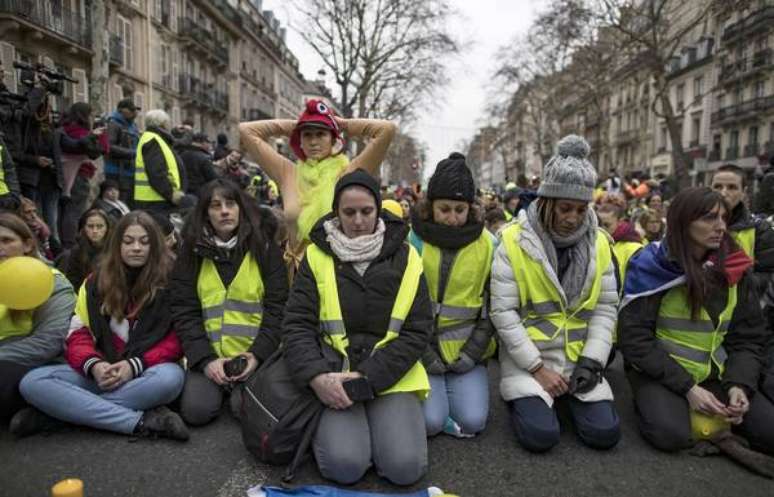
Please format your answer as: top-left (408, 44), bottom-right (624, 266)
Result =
top-left (618, 187), bottom-right (774, 454)
top-left (17, 212), bottom-right (188, 440)
top-left (133, 110), bottom-right (188, 215)
top-left (283, 169), bottom-right (433, 486)
top-left (171, 179), bottom-right (289, 426)
top-left (408, 153), bottom-right (496, 438)
top-left (0, 212), bottom-right (75, 424)
top-left (490, 136), bottom-right (621, 453)
top-left (239, 99), bottom-right (396, 273)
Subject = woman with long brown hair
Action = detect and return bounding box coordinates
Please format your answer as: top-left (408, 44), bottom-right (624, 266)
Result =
top-left (619, 187), bottom-right (774, 454)
top-left (0, 212), bottom-right (75, 425)
top-left (15, 212), bottom-right (188, 440)
top-left (57, 208), bottom-right (112, 290)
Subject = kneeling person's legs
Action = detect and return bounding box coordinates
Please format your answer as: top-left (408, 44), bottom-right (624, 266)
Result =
top-left (508, 396), bottom-right (560, 452)
top-left (313, 403), bottom-right (371, 484)
top-left (178, 371), bottom-right (224, 426)
top-left (447, 364), bottom-right (489, 435)
top-left (568, 397), bottom-right (621, 450)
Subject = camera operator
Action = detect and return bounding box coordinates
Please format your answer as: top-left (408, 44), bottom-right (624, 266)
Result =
top-left (104, 98), bottom-right (140, 203)
top-left (13, 71), bottom-right (64, 253)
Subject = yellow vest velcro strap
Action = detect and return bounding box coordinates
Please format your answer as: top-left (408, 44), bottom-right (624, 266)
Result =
top-left (659, 339), bottom-right (727, 364)
top-left (387, 317), bottom-right (404, 334)
top-left (433, 302), bottom-right (480, 320)
top-left (220, 323), bottom-right (259, 338)
top-left (438, 323), bottom-right (476, 340)
top-left (657, 317), bottom-right (730, 333)
top-left (524, 301), bottom-right (562, 315)
top-left (321, 319), bottom-right (346, 335)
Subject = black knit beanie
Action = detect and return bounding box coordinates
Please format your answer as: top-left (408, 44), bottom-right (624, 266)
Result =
top-left (427, 152), bottom-right (475, 203)
top-left (332, 168), bottom-right (382, 211)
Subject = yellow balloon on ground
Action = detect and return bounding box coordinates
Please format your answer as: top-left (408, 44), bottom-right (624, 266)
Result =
top-left (382, 199), bottom-right (404, 218)
top-left (0, 256), bottom-right (55, 310)
top-left (51, 478), bottom-right (83, 497)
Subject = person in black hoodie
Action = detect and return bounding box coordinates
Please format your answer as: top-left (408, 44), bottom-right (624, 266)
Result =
top-left (618, 187), bottom-right (774, 455)
top-left (178, 132), bottom-right (218, 198)
top-left (171, 178), bottom-right (287, 426)
top-left (283, 169), bottom-right (433, 486)
top-left (56, 208), bottom-right (112, 291)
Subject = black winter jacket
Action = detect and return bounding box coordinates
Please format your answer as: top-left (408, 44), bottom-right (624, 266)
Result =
top-left (133, 126), bottom-right (188, 210)
top-left (618, 270), bottom-right (768, 397)
top-left (728, 203), bottom-right (774, 295)
top-left (170, 210), bottom-right (288, 371)
top-left (177, 143), bottom-right (218, 196)
top-left (283, 213), bottom-right (433, 393)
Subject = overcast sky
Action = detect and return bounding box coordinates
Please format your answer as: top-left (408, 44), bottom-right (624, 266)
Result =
top-left (262, 0), bottom-right (547, 180)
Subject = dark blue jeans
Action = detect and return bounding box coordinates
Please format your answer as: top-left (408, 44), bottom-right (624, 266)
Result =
top-left (508, 396), bottom-right (621, 452)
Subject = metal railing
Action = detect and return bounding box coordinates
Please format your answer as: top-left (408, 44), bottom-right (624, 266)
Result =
top-left (719, 50), bottom-right (773, 83)
top-left (722, 6), bottom-right (774, 43)
top-left (708, 149), bottom-right (721, 161)
top-left (0, 0), bottom-right (91, 48)
top-left (178, 17), bottom-right (229, 64)
top-left (711, 96), bottom-right (774, 124)
top-left (725, 146), bottom-right (739, 160)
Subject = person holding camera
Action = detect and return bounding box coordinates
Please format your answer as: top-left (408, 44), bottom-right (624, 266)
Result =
top-left (283, 169), bottom-right (432, 485)
top-left (104, 98), bottom-right (140, 203)
top-left (133, 110), bottom-right (188, 216)
top-left (490, 136), bottom-right (621, 453)
top-left (16, 211), bottom-right (188, 440)
top-left (171, 179), bottom-right (288, 426)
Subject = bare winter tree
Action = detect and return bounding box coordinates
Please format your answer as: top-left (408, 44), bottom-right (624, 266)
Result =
top-left (383, 131), bottom-right (426, 185)
top-left (291, 0), bottom-right (459, 122)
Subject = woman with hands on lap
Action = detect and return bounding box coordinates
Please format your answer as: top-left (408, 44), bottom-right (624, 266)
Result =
top-left (283, 169), bottom-right (432, 485)
top-left (618, 187), bottom-right (774, 454)
top-left (16, 212), bottom-right (188, 440)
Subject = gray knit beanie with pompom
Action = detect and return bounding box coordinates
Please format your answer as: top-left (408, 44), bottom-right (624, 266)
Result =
top-left (537, 135), bottom-right (598, 202)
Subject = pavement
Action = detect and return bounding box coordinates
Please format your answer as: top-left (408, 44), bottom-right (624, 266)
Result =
top-left (2, 358), bottom-right (774, 497)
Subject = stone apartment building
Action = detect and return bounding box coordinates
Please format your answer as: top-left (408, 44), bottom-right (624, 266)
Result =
top-left (0, 0), bottom-right (306, 142)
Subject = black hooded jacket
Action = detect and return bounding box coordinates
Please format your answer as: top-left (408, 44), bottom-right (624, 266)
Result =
top-left (727, 202), bottom-right (774, 295)
top-left (283, 212), bottom-right (433, 393)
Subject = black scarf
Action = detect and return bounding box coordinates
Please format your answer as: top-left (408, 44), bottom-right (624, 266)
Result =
top-left (410, 209), bottom-right (484, 250)
top-left (85, 275), bottom-right (173, 363)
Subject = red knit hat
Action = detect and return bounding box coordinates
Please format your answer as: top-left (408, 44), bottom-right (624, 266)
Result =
top-left (290, 99), bottom-right (342, 161)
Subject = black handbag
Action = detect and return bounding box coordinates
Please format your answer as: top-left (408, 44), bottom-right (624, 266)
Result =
top-left (240, 348), bottom-right (324, 482)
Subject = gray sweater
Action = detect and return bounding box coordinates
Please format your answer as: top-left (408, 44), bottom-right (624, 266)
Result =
top-left (0, 272), bottom-right (76, 366)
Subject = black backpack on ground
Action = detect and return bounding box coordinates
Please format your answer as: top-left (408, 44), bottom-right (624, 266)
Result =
top-left (241, 349), bottom-right (324, 482)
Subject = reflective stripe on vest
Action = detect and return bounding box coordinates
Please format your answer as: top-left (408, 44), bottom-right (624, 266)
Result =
top-left (134, 131), bottom-right (181, 202)
top-left (731, 228), bottom-right (755, 259)
top-left (655, 284), bottom-right (737, 384)
top-left (0, 143), bottom-right (9, 196)
top-left (421, 232), bottom-right (496, 363)
top-left (501, 222), bottom-right (611, 363)
top-left (305, 242), bottom-right (430, 399)
top-left (196, 253), bottom-right (264, 358)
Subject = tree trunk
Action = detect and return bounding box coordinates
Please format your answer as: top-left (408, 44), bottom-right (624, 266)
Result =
top-left (659, 91), bottom-right (691, 189)
top-left (89, 0), bottom-right (109, 114)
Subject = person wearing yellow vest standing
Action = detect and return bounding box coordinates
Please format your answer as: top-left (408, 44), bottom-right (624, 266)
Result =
top-left (283, 170), bottom-right (433, 485)
top-left (133, 110), bottom-right (188, 215)
top-left (171, 179), bottom-right (288, 426)
top-left (408, 153), bottom-right (496, 438)
top-left (239, 100), bottom-right (396, 275)
top-left (0, 134), bottom-right (22, 211)
top-left (619, 187), bottom-right (774, 454)
top-left (490, 135), bottom-right (621, 452)
top-left (0, 212), bottom-right (75, 424)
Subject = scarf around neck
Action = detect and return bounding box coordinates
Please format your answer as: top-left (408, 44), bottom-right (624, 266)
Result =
top-left (526, 201), bottom-right (596, 306)
top-left (323, 217), bottom-right (386, 276)
top-left (410, 209), bottom-right (484, 250)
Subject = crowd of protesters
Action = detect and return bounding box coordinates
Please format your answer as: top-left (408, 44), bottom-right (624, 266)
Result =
top-left (2, 89), bottom-right (774, 487)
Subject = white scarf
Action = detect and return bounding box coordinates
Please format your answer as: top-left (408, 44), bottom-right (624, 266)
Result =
top-left (323, 218), bottom-right (386, 276)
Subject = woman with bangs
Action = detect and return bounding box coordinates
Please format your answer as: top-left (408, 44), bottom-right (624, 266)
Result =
top-left (619, 187), bottom-right (774, 454)
top-left (171, 179), bottom-right (288, 426)
top-left (16, 211), bottom-right (187, 440)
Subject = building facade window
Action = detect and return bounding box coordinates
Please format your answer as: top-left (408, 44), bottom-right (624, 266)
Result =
top-left (117, 16), bottom-right (133, 72)
top-left (691, 117), bottom-right (701, 144)
top-left (750, 126), bottom-right (759, 147)
top-left (754, 80), bottom-right (765, 99)
top-left (693, 76), bottom-right (703, 100)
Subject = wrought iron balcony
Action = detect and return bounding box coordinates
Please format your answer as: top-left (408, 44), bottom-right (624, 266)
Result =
top-left (722, 6), bottom-right (774, 44)
top-left (708, 149), bottom-right (721, 162)
top-left (0, 0), bottom-right (91, 48)
top-left (725, 146), bottom-right (739, 161)
top-left (178, 17), bottom-right (229, 65)
top-left (711, 96), bottom-right (774, 125)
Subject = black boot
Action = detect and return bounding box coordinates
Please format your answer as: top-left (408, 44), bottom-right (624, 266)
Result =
top-left (135, 406), bottom-right (189, 441)
top-left (9, 407), bottom-right (64, 438)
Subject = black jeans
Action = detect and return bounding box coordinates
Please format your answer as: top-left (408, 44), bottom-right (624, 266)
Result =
top-left (628, 369), bottom-right (774, 454)
top-left (0, 361), bottom-right (35, 423)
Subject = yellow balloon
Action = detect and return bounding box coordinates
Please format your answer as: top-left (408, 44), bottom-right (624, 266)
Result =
top-left (0, 256), bottom-right (55, 310)
top-left (690, 410), bottom-right (729, 440)
top-left (382, 199), bottom-right (404, 218)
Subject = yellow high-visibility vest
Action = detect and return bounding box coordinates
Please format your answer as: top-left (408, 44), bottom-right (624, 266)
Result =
top-left (0, 143), bottom-right (10, 196)
top-left (613, 240), bottom-right (644, 287)
top-left (305, 242), bottom-right (430, 398)
top-left (196, 253), bottom-right (264, 358)
top-left (421, 232), bottom-right (496, 364)
top-left (730, 228), bottom-right (755, 259)
top-left (134, 131), bottom-right (181, 202)
top-left (501, 222), bottom-right (611, 362)
top-left (655, 284), bottom-right (737, 384)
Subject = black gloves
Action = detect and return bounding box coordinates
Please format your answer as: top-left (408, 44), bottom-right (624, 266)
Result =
top-left (422, 348), bottom-right (447, 376)
top-left (448, 352), bottom-right (476, 375)
top-left (568, 356), bottom-right (604, 395)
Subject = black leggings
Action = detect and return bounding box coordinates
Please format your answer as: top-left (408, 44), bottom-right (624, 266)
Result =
top-left (627, 369), bottom-right (774, 455)
top-left (0, 361), bottom-right (34, 423)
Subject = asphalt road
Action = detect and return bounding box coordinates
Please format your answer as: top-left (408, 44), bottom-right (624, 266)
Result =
top-left (2, 358), bottom-right (773, 497)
